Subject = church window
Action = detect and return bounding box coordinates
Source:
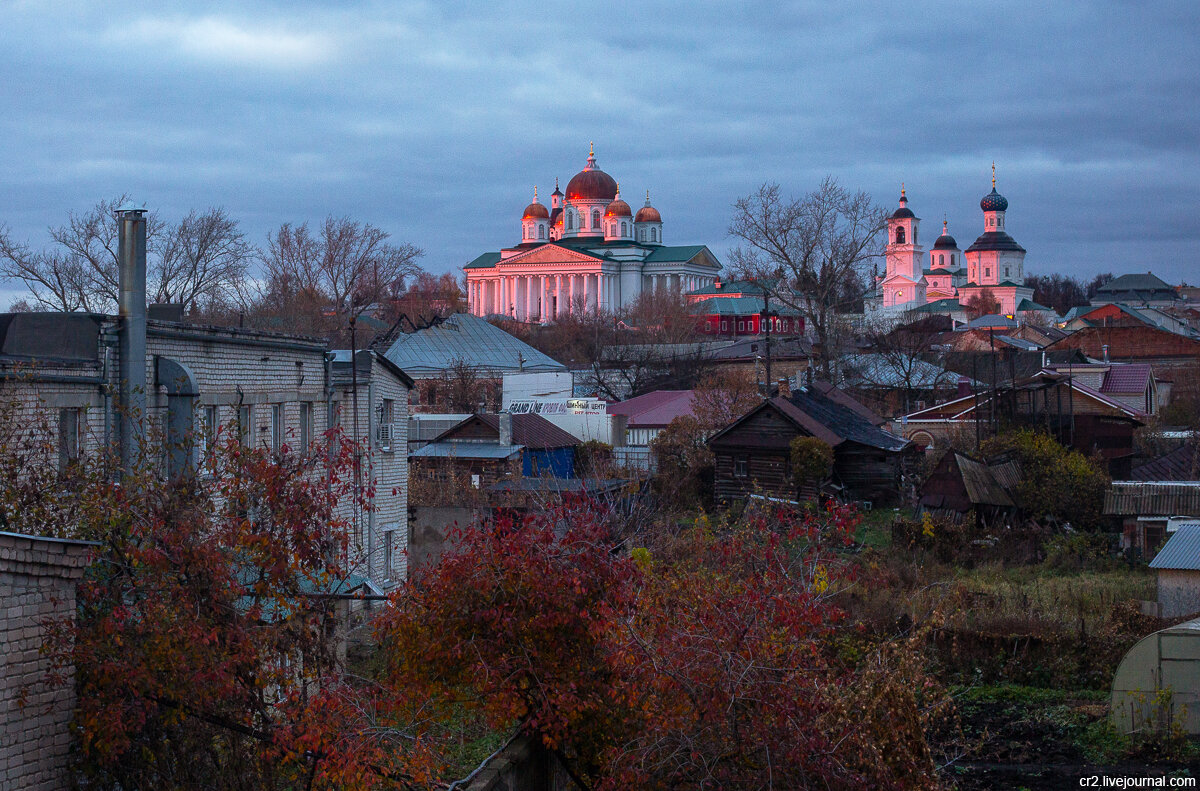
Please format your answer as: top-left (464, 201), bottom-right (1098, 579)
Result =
top-left (650, 227), bottom-right (657, 242)
top-left (638, 228), bottom-right (645, 242)
top-left (567, 212), bottom-right (573, 230)
top-left (721, 320), bottom-right (728, 332)
top-left (951, 254), bottom-right (955, 266)
top-left (592, 210), bottom-right (601, 229)
top-left (938, 254), bottom-right (944, 267)
top-left (985, 267), bottom-right (991, 278)
top-left (621, 221), bottom-right (627, 236)
top-left (1004, 267), bottom-right (1010, 278)
top-left (895, 227), bottom-right (906, 244)
top-left (538, 225), bottom-right (545, 240)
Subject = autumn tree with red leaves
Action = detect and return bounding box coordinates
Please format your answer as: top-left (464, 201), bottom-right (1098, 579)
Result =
top-left (375, 499), bottom-right (946, 790)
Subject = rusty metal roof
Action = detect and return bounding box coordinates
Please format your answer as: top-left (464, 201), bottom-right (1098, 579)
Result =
top-left (1105, 481), bottom-right (1200, 516)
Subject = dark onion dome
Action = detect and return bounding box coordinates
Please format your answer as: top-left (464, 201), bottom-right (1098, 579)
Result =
top-left (965, 230), bottom-right (1026, 254)
top-left (565, 146), bottom-right (618, 201)
top-left (980, 187), bottom-right (1009, 212)
top-left (891, 186), bottom-right (914, 218)
top-left (522, 202), bottom-right (549, 220)
top-left (635, 205), bottom-right (661, 222)
top-left (604, 197), bottom-right (632, 217)
top-left (933, 221), bottom-right (957, 248)
top-left (550, 207), bottom-right (562, 226)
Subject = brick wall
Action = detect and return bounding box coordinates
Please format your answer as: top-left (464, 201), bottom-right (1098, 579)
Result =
top-left (0, 531), bottom-right (95, 790)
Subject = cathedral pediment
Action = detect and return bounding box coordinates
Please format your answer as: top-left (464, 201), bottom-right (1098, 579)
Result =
top-left (499, 243), bottom-right (603, 267)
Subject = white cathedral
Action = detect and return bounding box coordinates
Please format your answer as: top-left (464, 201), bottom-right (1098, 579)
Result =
top-left (868, 168), bottom-right (1036, 318)
top-left (464, 145), bottom-right (722, 322)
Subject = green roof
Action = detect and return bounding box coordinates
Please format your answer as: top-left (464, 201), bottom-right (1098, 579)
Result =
top-left (1016, 298), bottom-right (1054, 312)
top-left (462, 242), bottom-right (716, 270)
top-left (688, 296), bottom-right (801, 316)
top-left (465, 251), bottom-right (502, 269)
top-left (643, 244), bottom-right (710, 263)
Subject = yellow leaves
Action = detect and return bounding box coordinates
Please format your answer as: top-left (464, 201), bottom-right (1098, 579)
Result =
top-left (813, 564), bottom-right (829, 594)
top-left (921, 513), bottom-right (936, 539)
top-left (630, 547), bottom-right (652, 571)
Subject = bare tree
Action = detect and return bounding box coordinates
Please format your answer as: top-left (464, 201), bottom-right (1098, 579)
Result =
top-left (157, 208), bottom-right (255, 313)
top-left (1, 196), bottom-right (253, 315)
top-left (728, 178), bottom-right (887, 378)
top-left (262, 216), bottom-right (423, 335)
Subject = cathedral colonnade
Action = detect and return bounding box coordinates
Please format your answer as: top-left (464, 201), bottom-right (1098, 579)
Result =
top-left (469, 271), bottom-right (717, 321)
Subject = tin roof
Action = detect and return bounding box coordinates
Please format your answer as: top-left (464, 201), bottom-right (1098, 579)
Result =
top-left (1150, 525), bottom-right (1200, 570)
top-left (378, 313), bottom-right (565, 377)
top-left (1105, 481), bottom-right (1200, 516)
top-left (410, 441), bottom-right (524, 460)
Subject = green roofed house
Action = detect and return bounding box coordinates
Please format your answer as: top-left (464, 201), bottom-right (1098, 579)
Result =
top-left (463, 145), bottom-right (723, 323)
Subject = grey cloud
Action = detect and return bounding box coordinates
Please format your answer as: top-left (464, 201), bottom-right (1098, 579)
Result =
top-left (1, 1), bottom-right (1197, 292)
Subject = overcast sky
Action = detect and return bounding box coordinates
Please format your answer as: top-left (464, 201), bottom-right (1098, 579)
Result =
top-left (2, 1), bottom-right (1198, 307)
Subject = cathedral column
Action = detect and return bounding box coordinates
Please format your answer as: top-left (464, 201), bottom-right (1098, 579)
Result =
top-left (525, 276), bottom-right (535, 321)
top-left (556, 275), bottom-right (565, 318)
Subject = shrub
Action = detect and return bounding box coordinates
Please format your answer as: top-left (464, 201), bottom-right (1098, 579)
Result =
top-left (790, 436), bottom-right (834, 490)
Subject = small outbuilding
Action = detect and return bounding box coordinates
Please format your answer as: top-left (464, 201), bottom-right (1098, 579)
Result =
top-left (1148, 525), bottom-right (1200, 618)
top-left (1111, 616), bottom-right (1200, 736)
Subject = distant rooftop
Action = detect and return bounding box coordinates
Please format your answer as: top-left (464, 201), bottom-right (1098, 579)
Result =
top-left (377, 313), bottom-right (565, 377)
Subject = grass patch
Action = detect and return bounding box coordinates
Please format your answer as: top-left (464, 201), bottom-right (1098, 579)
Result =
top-left (954, 684), bottom-right (1107, 705)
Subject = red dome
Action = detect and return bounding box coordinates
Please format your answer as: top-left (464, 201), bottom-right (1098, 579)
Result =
top-left (565, 168), bottom-right (617, 201)
top-left (604, 198), bottom-right (632, 217)
top-left (635, 205), bottom-right (661, 223)
top-left (522, 202), bottom-right (549, 220)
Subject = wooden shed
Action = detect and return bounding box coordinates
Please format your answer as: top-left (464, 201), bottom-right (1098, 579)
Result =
top-left (918, 452), bottom-right (1019, 526)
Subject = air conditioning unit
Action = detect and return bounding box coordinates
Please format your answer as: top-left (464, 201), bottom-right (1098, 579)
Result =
top-left (376, 422), bottom-right (395, 450)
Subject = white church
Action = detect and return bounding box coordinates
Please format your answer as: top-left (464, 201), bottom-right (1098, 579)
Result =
top-left (464, 145), bottom-right (723, 321)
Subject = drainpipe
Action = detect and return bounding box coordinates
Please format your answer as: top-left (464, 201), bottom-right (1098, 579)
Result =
top-left (116, 205), bottom-right (148, 476)
top-left (366, 353), bottom-right (376, 587)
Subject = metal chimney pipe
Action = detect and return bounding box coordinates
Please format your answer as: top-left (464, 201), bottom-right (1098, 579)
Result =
top-left (117, 206), bottom-right (148, 474)
top-left (498, 411), bottom-right (513, 446)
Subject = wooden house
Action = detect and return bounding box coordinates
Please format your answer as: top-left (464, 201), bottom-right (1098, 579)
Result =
top-left (707, 381), bottom-right (913, 505)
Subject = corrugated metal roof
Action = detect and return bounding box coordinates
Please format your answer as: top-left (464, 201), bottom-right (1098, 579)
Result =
top-left (1150, 525), bottom-right (1200, 570)
top-left (837, 354), bottom-right (967, 390)
top-left (607, 390), bottom-right (696, 428)
top-left (966, 314), bottom-right (1019, 330)
top-left (410, 441), bottom-right (524, 460)
top-left (1105, 481), bottom-right (1200, 516)
top-left (380, 313), bottom-right (565, 377)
